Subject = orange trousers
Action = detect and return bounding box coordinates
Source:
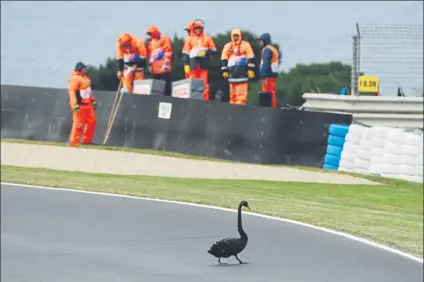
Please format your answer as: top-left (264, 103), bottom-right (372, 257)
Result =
top-left (123, 67), bottom-right (144, 94)
top-left (69, 104), bottom-right (96, 147)
top-left (188, 68), bottom-right (209, 100)
top-left (229, 82), bottom-right (248, 105)
top-left (261, 77), bottom-right (277, 108)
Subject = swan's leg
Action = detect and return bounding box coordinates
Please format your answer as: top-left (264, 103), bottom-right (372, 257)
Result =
top-left (235, 255), bottom-right (245, 264)
top-left (218, 258), bottom-right (227, 264)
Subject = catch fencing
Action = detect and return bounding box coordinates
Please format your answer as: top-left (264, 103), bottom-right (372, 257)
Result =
top-left (351, 23), bottom-right (424, 97)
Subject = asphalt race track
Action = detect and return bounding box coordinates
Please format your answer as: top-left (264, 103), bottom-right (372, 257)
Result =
top-left (1, 184), bottom-right (423, 282)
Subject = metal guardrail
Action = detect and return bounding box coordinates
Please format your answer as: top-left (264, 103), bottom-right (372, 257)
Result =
top-left (301, 93), bottom-right (424, 128)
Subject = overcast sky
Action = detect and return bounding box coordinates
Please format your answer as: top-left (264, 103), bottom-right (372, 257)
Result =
top-left (1, 1), bottom-right (422, 89)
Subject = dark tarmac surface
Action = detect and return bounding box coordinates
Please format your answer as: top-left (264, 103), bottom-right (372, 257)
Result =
top-left (1, 184), bottom-right (423, 282)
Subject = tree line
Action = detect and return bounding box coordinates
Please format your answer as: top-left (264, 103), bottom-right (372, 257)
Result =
top-left (87, 29), bottom-right (351, 106)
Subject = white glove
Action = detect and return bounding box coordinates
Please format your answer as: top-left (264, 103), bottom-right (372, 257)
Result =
top-left (120, 88), bottom-right (129, 94)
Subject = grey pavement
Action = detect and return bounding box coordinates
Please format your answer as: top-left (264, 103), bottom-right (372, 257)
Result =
top-left (1, 184), bottom-right (422, 282)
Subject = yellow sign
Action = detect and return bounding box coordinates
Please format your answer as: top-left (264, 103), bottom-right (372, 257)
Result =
top-left (358, 75), bottom-right (379, 93)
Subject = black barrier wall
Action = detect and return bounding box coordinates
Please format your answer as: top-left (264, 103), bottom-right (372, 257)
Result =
top-left (107, 95), bottom-right (352, 167)
top-left (1, 84), bottom-right (352, 167)
top-left (1, 84), bottom-right (116, 144)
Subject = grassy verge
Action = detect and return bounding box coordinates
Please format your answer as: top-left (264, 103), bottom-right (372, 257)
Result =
top-left (1, 164), bottom-right (422, 257)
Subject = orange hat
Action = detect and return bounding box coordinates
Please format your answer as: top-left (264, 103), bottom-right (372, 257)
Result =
top-left (146, 24), bottom-right (160, 39)
top-left (146, 25), bottom-right (159, 34)
top-left (119, 33), bottom-right (132, 45)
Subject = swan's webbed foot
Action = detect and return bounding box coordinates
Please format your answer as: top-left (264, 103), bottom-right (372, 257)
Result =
top-left (218, 258), bottom-right (227, 264)
top-left (235, 255), bottom-right (245, 264)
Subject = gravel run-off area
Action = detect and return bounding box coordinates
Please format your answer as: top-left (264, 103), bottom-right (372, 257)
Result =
top-left (1, 142), bottom-right (377, 185)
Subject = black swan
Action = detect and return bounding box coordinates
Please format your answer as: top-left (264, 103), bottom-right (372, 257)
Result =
top-left (207, 200), bottom-right (250, 264)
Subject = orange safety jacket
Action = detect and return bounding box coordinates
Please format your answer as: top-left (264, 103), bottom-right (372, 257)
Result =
top-left (258, 33), bottom-right (280, 78)
top-left (68, 71), bottom-right (95, 107)
top-left (259, 45), bottom-right (279, 78)
top-left (115, 33), bottom-right (147, 73)
top-left (145, 26), bottom-right (173, 75)
top-left (221, 29), bottom-right (255, 83)
top-left (182, 23), bottom-right (217, 70)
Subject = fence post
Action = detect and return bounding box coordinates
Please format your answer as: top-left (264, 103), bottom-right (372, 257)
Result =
top-left (351, 35), bottom-right (359, 96)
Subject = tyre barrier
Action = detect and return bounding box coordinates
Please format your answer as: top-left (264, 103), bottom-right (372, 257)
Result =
top-left (322, 124), bottom-right (350, 170)
top-left (325, 123), bottom-right (423, 183)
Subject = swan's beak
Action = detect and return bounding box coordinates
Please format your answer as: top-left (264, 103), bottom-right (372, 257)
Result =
top-left (246, 205), bottom-right (250, 210)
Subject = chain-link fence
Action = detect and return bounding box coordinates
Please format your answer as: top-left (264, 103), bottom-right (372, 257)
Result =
top-left (351, 23), bottom-right (423, 97)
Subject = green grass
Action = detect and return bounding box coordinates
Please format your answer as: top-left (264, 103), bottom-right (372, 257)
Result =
top-left (1, 164), bottom-right (422, 258)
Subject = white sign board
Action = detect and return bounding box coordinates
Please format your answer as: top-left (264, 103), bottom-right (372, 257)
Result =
top-left (158, 102), bottom-right (172, 119)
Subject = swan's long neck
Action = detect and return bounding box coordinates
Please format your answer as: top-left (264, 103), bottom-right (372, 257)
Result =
top-left (237, 204), bottom-right (247, 239)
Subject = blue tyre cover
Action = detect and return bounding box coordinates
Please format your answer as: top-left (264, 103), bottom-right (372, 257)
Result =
top-left (324, 154), bottom-right (341, 167)
top-left (326, 144), bottom-right (343, 158)
top-left (323, 164), bottom-right (339, 170)
top-left (329, 124), bottom-right (350, 138)
top-left (328, 135), bottom-right (346, 147)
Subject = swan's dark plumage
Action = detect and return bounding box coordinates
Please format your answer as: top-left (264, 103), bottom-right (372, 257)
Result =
top-left (207, 200), bottom-right (250, 264)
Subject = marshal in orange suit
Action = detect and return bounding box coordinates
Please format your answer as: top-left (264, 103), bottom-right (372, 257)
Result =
top-left (115, 33), bottom-right (147, 94)
top-left (221, 29), bottom-right (256, 105)
top-left (67, 62), bottom-right (97, 147)
top-left (257, 32), bottom-right (281, 108)
top-left (182, 20), bottom-right (217, 100)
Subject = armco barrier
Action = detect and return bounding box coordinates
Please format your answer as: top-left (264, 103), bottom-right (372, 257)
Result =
top-left (322, 124), bottom-right (349, 170)
top-left (324, 123), bottom-right (424, 183)
top-left (1, 84), bottom-right (353, 167)
top-left (301, 93), bottom-right (424, 128)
